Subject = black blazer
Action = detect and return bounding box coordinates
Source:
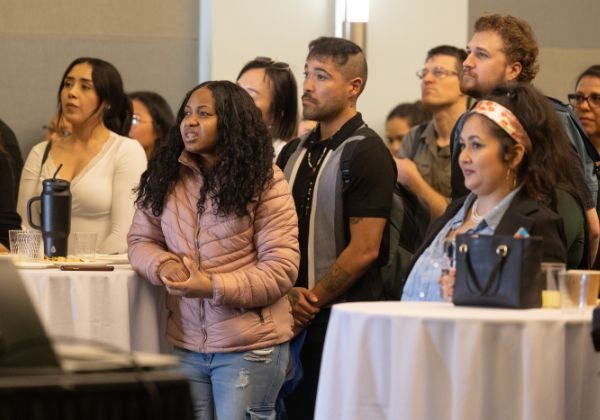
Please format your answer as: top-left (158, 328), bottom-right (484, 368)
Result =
top-left (407, 188), bottom-right (567, 278)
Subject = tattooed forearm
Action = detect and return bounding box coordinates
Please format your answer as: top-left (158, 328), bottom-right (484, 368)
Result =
top-left (288, 288), bottom-right (300, 306)
top-left (319, 262), bottom-right (352, 294)
top-left (349, 217), bottom-right (363, 225)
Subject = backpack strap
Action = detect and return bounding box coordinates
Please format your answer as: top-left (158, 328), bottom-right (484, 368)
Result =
top-left (340, 125), bottom-right (372, 187)
top-left (340, 141), bottom-right (359, 188)
top-left (339, 125), bottom-right (391, 262)
top-left (409, 121), bottom-right (429, 160)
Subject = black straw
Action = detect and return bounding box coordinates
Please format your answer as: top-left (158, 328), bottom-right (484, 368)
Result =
top-left (53, 163), bottom-right (63, 179)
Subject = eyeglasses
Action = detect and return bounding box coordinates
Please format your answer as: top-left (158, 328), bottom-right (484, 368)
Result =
top-left (131, 114), bottom-right (152, 125)
top-left (416, 67), bottom-right (459, 80)
top-left (255, 56), bottom-right (291, 71)
top-left (568, 93), bottom-right (600, 109)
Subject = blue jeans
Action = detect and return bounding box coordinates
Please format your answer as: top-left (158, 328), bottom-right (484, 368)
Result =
top-left (175, 343), bottom-right (290, 420)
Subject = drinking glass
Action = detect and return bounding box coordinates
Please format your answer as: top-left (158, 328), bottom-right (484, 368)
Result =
top-left (16, 231), bottom-right (43, 261)
top-left (541, 262), bottom-right (565, 308)
top-left (558, 270), bottom-right (600, 311)
top-left (73, 232), bottom-right (97, 260)
top-left (8, 229), bottom-right (25, 255)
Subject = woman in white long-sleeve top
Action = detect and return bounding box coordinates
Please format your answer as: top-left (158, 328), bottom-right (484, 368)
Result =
top-left (17, 57), bottom-right (146, 254)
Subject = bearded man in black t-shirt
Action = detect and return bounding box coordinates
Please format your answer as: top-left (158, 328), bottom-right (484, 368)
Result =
top-left (277, 37), bottom-right (396, 420)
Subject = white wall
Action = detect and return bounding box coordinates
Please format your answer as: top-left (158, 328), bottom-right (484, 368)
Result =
top-left (208, 0), bottom-right (334, 90)
top-left (365, 0), bottom-right (468, 135)
top-left (207, 0), bottom-right (469, 138)
top-left (2, 0), bottom-right (597, 155)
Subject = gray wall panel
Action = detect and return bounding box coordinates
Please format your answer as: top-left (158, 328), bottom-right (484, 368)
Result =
top-left (0, 0), bottom-right (198, 156)
top-left (469, 0), bottom-right (600, 49)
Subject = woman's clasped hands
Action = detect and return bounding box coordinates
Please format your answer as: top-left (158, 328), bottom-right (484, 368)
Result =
top-left (160, 256), bottom-right (213, 299)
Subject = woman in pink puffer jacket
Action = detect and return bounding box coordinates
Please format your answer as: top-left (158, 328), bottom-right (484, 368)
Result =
top-left (127, 81), bottom-right (299, 420)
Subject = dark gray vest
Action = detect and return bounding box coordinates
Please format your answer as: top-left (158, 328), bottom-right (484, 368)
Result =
top-left (283, 132), bottom-right (367, 289)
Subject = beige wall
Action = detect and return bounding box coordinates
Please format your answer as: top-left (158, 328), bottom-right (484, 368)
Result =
top-left (469, 0), bottom-right (600, 100)
top-left (209, 0), bottom-right (334, 82)
top-left (0, 0), bottom-right (199, 154)
top-left (365, 0), bottom-right (468, 135)
top-left (2, 0), bottom-right (599, 157)
top-left (206, 0), bottom-right (468, 139)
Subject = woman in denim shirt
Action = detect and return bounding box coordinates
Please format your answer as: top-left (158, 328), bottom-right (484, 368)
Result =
top-left (402, 83), bottom-right (585, 301)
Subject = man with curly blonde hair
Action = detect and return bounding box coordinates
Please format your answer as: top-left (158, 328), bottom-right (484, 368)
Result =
top-left (460, 14), bottom-right (539, 98)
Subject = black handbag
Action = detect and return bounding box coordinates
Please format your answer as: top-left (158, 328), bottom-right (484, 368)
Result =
top-left (453, 234), bottom-right (544, 308)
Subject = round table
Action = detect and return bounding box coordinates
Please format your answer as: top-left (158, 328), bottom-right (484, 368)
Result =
top-left (315, 301), bottom-right (600, 420)
top-left (19, 265), bottom-right (171, 353)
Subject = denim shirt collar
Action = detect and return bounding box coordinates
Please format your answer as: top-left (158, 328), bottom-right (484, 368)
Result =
top-left (450, 184), bottom-right (524, 234)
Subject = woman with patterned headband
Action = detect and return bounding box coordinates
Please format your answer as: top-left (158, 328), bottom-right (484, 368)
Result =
top-left (400, 82), bottom-right (586, 302)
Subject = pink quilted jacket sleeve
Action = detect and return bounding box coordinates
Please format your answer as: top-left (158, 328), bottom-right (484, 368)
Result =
top-left (210, 168), bottom-right (300, 308)
top-left (127, 207), bottom-right (181, 286)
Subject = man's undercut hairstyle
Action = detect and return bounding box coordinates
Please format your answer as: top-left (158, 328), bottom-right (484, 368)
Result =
top-left (307, 36), bottom-right (368, 94)
top-left (426, 45), bottom-right (467, 73)
top-left (575, 64), bottom-right (600, 87)
top-left (474, 14), bottom-right (539, 83)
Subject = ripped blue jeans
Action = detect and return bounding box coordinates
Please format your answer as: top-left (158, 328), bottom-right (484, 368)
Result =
top-left (175, 343), bottom-right (289, 420)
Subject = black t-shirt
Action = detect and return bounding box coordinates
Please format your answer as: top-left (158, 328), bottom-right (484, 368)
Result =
top-left (277, 113), bottom-right (397, 289)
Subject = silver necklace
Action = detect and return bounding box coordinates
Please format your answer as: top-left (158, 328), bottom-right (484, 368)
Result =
top-left (307, 146), bottom-right (327, 171)
top-left (470, 199), bottom-right (484, 224)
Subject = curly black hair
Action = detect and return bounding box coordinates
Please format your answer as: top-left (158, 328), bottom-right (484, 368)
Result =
top-left (135, 81), bottom-right (274, 218)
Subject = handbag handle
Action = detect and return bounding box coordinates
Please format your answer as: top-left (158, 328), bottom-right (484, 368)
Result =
top-left (460, 243), bottom-right (508, 296)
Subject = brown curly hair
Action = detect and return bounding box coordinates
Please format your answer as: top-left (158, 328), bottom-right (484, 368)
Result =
top-left (474, 14), bottom-right (539, 83)
top-left (465, 82), bottom-right (584, 210)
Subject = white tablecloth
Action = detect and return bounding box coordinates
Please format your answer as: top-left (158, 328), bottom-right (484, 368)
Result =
top-left (315, 302), bottom-right (600, 420)
top-left (19, 266), bottom-right (171, 354)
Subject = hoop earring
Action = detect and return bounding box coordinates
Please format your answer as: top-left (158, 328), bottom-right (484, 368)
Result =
top-left (506, 168), bottom-right (515, 189)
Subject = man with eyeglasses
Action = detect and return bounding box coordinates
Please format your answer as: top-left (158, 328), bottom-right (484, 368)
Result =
top-left (449, 14), bottom-right (600, 265)
top-left (570, 65), bottom-right (600, 157)
top-left (394, 45), bottom-right (468, 222)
